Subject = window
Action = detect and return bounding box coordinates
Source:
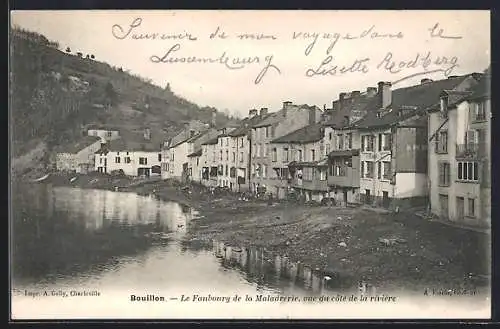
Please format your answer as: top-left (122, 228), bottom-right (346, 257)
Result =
top-left (435, 131), bottom-right (448, 154)
top-left (297, 150), bottom-right (303, 162)
top-left (438, 161), bottom-right (450, 186)
top-left (283, 148), bottom-right (289, 162)
top-left (232, 152), bottom-right (235, 162)
top-left (325, 144), bottom-right (330, 156)
top-left (377, 161), bottom-right (382, 179)
top-left (311, 149), bottom-right (316, 161)
top-left (226, 150), bottom-right (229, 161)
top-left (139, 157), bottom-right (147, 165)
top-left (240, 152), bottom-right (244, 162)
top-left (472, 102), bottom-right (486, 121)
top-left (329, 132), bottom-right (333, 140)
top-left (457, 161), bottom-right (479, 181)
top-left (225, 165), bottom-right (229, 176)
top-left (125, 157), bottom-right (131, 163)
top-left (220, 139), bottom-right (223, 146)
top-left (115, 157), bottom-right (121, 163)
top-left (347, 133), bottom-right (353, 149)
top-left (158, 153), bottom-right (162, 162)
top-left (262, 164), bottom-right (267, 178)
top-left (364, 161), bottom-right (374, 178)
top-left (220, 150), bottom-right (223, 161)
top-left (382, 134), bottom-right (392, 151)
top-left (272, 148), bottom-right (277, 162)
top-left (266, 127), bottom-right (270, 138)
top-left (319, 169), bottom-right (327, 181)
top-left (378, 134), bottom-right (383, 151)
top-left (467, 198), bottom-right (475, 217)
top-left (240, 138), bottom-right (244, 147)
top-left (92, 131), bottom-right (98, 136)
top-left (99, 158), bottom-right (102, 164)
top-left (362, 135), bottom-right (374, 151)
top-left (383, 161), bottom-right (392, 180)
top-left (230, 167), bottom-right (236, 178)
top-left (337, 134), bottom-right (344, 150)
top-left (106, 131), bottom-right (112, 137)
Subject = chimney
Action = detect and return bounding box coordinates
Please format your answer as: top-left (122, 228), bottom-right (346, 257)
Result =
top-left (470, 72), bottom-right (482, 81)
top-left (144, 128), bottom-right (151, 140)
top-left (249, 109), bottom-right (258, 118)
top-left (339, 92), bottom-right (347, 102)
top-left (308, 107), bottom-right (317, 124)
top-left (420, 78), bottom-right (433, 84)
top-left (366, 87), bottom-right (377, 97)
top-left (260, 107), bottom-right (268, 117)
top-left (351, 90), bottom-right (361, 98)
top-left (211, 111), bottom-right (216, 127)
top-left (282, 101), bottom-right (292, 117)
top-left (377, 81), bottom-right (392, 109)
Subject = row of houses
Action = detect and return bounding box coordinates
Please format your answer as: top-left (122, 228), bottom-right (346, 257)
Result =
top-left (161, 69), bottom-right (490, 227)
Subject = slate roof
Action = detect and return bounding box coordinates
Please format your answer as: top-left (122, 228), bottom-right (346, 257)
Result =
top-left (328, 149), bottom-right (360, 157)
top-left (271, 123), bottom-right (324, 144)
top-left (56, 136), bottom-right (101, 154)
top-left (323, 94), bottom-right (376, 128)
top-left (187, 149), bottom-right (202, 157)
top-left (96, 136), bottom-right (162, 153)
top-left (468, 67), bottom-right (490, 100)
top-left (353, 75), bottom-right (474, 129)
top-left (201, 136), bottom-right (219, 145)
top-left (229, 114), bottom-right (269, 137)
top-left (252, 104), bottom-right (318, 128)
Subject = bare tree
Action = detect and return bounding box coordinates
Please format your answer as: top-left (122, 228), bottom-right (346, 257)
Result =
top-left (65, 47), bottom-right (71, 53)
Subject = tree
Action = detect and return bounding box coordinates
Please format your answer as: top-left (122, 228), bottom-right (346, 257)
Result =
top-left (165, 83), bottom-right (171, 92)
top-left (86, 54), bottom-right (90, 59)
top-left (76, 52), bottom-right (83, 57)
top-left (66, 47), bottom-right (71, 53)
top-left (105, 81), bottom-right (118, 105)
top-left (90, 54), bottom-right (95, 60)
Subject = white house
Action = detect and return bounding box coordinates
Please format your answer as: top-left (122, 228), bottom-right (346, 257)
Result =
top-left (94, 131), bottom-right (163, 177)
top-left (87, 127), bottom-right (120, 143)
top-left (55, 136), bottom-right (102, 173)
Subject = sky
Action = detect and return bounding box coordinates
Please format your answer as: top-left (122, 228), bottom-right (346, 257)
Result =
top-left (11, 10), bottom-right (490, 117)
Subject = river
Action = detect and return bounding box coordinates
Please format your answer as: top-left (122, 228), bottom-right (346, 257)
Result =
top-left (10, 184), bottom-right (490, 319)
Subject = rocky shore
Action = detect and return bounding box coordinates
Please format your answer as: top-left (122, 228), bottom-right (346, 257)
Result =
top-left (24, 172), bottom-right (491, 294)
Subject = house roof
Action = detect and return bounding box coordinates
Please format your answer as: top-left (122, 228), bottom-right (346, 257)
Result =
top-left (229, 114), bottom-right (269, 137)
top-left (187, 149), bottom-right (203, 157)
top-left (271, 123), bottom-right (324, 144)
top-left (468, 67), bottom-right (490, 100)
top-left (97, 135), bottom-right (162, 153)
top-left (55, 136), bottom-right (101, 154)
top-left (328, 149), bottom-right (360, 157)
top-left (252, 104), bottom-right (318, 128)
top-left (323, 94), bottom-right (376, 128)
top-left (201, 136), bottom-right (219, 145)
top-left (353, 75), bottom-right (474, 129)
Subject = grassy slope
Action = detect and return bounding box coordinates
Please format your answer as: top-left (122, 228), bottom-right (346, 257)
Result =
top-left (10, 27), bottom-right (236, 170)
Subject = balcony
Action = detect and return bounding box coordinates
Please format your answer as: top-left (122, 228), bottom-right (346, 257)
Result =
top-left (291, 178), bottom-right (328, 191)
top-left (456, 143), bottom-right (487, 159)
top-left (328, 167), bottom-right (360, 188)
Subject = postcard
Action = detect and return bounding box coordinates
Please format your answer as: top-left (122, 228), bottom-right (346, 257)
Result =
top-left (9, 9), bottom-right (491, 320)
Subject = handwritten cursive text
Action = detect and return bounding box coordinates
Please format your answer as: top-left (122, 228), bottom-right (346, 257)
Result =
top-left (112, 17), bottom-right (198, 41)
top-left (150, 43), bottom-right (280, 84)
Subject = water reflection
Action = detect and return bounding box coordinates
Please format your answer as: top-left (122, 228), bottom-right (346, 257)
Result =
top-left (11, 184), bottom-right (195, 285)
top-left (207, 240), bottom-right (338, 295)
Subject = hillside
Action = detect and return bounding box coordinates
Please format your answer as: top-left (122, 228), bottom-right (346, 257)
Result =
top-left (10, 27), bottom-right (236, 175)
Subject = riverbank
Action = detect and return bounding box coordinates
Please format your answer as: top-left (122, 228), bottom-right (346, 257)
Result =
top-left (25, 172), bottom-right (491, 294)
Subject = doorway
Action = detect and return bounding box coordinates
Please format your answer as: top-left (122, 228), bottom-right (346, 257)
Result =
top-left (343, 190), bottom-right (348, 206)
top-left (456, 197), bottom-right (465, 221)
top-left (365, 189), bottom-right (371, 204)
top-left (382, 191), bottom-right (390, 208)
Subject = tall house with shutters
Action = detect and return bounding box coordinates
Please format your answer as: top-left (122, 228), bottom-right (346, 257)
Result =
top-left (353, 75), bottom-right (479, 210)
top-left (428, 68), bottom-right (490, 227)
top-left (250, 102), bottom-right (323, 197)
